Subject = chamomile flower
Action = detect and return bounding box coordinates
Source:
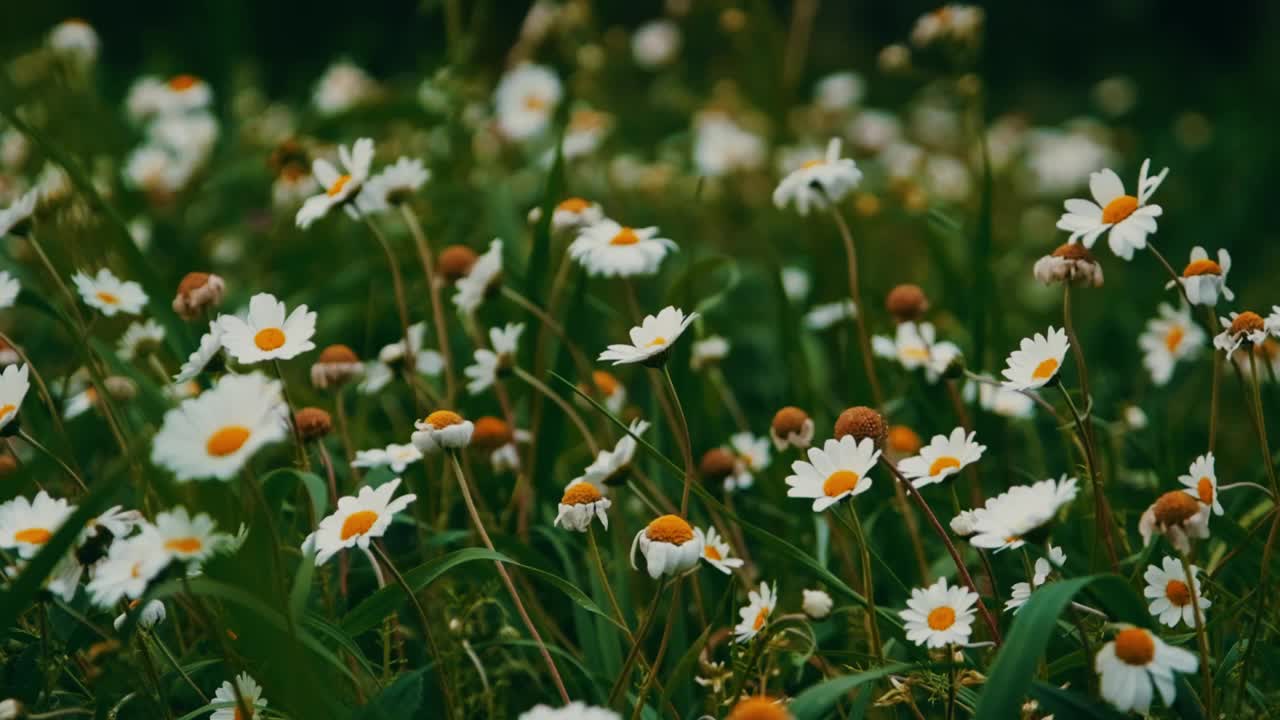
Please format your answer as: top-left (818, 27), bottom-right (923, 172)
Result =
top-left (725, 432), bottom-right (771, 492)
top-left (900, 577), bottom-right (978, 649)
top-left (1167, 247), bottom-right (1232, 306)
top-left (1143, 556), bottom-right (1210, 628)
top-left (118, 319), bottom-right (166, 361)
top-left (0, 363), bottom-right (29, 432)
top-left (784, 435), bottom-right (880, 512)
top-left (690, 335), bottom-right (730, 371)
top-left (1056, 159), bottom-right (1168, 261)
top-left (156, 74), bottom-right (212, 114)
top-left (1138, 303), bottom-right (1204, 386)
top-left (494, 63), bottom-right (562, 141)
top-left (464, 322), bottom-right (524, 394)
top-left (968, 476), bottom-right (1079, 552)
top-left (87, 529), bottom-right (169, 607)
top-left (153, 507), bottom-right (226, 564)
top-left (964, 381), bottom-right (1035, 420)
top-left (897, 427), bottom-right (986, 489)
top-left (308, 479), bottom-right (417, 565)
top-left (360, 323), bottom-right (445, 393)
top-left (356, 156), bottom-right (430, 213)
top-left (598, 306), bottom-right (698, 366)
top-left (770, 406), bottom-right (815, 451)
top-left (173, 323), bottom-right (224, 383)
top-left (0, 272), bottom-right (20, 308)
top-left (872, 322), bottom-right (961, 384)
top-left (48, 19), bottom-right (100, 64)
top-left (517, 702), bottom-right (619, 720)
top-left (0, 191), bottom-right (36, 239)
top-left (352, 443), bottom-right (423, 474)
top-left (632, 19), bottom-right (682, 68)
top-left (1213, 310), bottom-right (1268, 355)
top-left (151, 372), bottom-right (289, 481)
top-left (313, 61), bottom-right (379, 115)
top-left (73, 268), bottom-right (148, 317)
top-left (734, 582), bottom-right (777, 643)
top-left (585, 370), bottom-right (627, 415)
top-left (453, 239), bottom-right (504, 315)
top-left (803, 300), bottom-right (857, 331)
top-left (411, 410), bottom-right (475, 453)
top-left (217, 293), bottom-right (317, 364)
top-left (553, 480), bottom-right (612, 532)
top-left (631, 514), bottom-right (702, 579)
top-left (802, 589), bottom-right (834, 619)
top-left (693, 115), bottom-right (766, 177)
top-left (561, 109), bottom-right (612, 160)
top-left (114, 599), bottom-right (167, 631)
top-left (1139, 491), bottom-right (1211, 555)
top-left (569, 219), bottom-right (677, 278)
top-left (84, 506), bottom-right (143, 540)
top-left (1001, 326), bottom-right (1069, 390)
top-left (577, 419), bottom-right (649, 490)
top-left (1004, 546), bottom-right (1066, 614)
top-left (772, 138), bottom-right (863, 215)
top-left (549, 198), bottom-right (605, 234)
top-left (1178, 453), bottom-right (1223, 516)
top-left (0, 491), bottom-right (74, 559)
top-left (700, 527), bottom-right (744, 574)
top-left (1095, 627), bottom-right (1197, 714)
top-left (295, 137), bottom-right (374, 228)
top-left (210, 673), bottom-right (268, 720)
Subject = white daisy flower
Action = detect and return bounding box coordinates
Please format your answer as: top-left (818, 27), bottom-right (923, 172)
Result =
top-left (802, 589), bottom-right (834, 619)
top-left (726, 432), bottom-right (770, 492)
top-left (781, 267), bottom-right (812, 303)
top-left (969, 476), bottom-right (1079, 552)
top-left (803, 299), bottom-right (857, 331)
top-left (359, 323), bottom-right (445, 394)
top-left (549, 198), bottom-right (605, 235)
top-left (693, 115), bottom-right (766, 177)
top-left (1004, 546), bottom-right (1066, 614)
top-left (784, 435), bottom-right (880, 512)
top-left (210, 672), bottom-right (268, 720)
top-left (5, 553), bottom-right (83, 603)
top-left (1143, 556), bottom-right (1209, 628)
top-left (964, 381), bottom-right (1035, 420)
top-left (1166, 247), bottom-right (1232, 306)
top-left (174, 322), bottom-right (225, 384)
top-left (48, 19), bottom-right (100, 63)
top-left (411, 410), bottom-right (475, 453)
top-left (313, 61), bottom-right (378, 116)
top-left (1178, 452), bottom-right (1223, 516)
top-left (453, 239), bottom-right (503, 315)
top-left (872, 321), bottom-right (962, 384)
top-left (814, 71), bottom-right (864, 112)
top-left (356, 156), bottom-right (430, 214)
top-left (569, 219), bottom-right (677, 278)
top-left (950, 509), bottom-right (978, 537)
top-left (118, 319), bottom-right (166, 361)
top-left (1095, 627), bottom-right (1197, 714)
top-left (72, 268), bottom-right (148, 317)
top-left (113, 599), bottom-right (166, 632)
top-left (217, 293), bottom-right (317, 364)
top-left (308, 478), bottom-right (416, 566)
top-left (690, 335), bottom-right (730, 371)
top-left (494, 63), bottom-right (562, 141)
top-left (0, 491), bottom-right (74, 559)
top-left (1001, 326), bottom-right (1069, 391)
top-left (0, 190), bottom-right (37, 238)
top-left (155, 74), bottom-right (213, 114)
top-left (699, 526), bottom-right (744, 575)
top-left (632, 19), bottom-right (681, 68)
top-left (464, 322), bottom-right (524, 395)
top-left (295, 137), bottom-right (374, 229)
top-left (0, 271), bottom-right (20, 308)
top-left (553, 480), bottom-right (612, 532)
top-left (1056, 159), bottom-right (1168, 261)
top-left (154, 507), bottom-right (226, 563)
top-left (1138, 303), bottom-right (1204, 386)
top-left (772, 138), bottom-right (863, 215)
top-left (517, 702), bottom-right (619, 720)
top-left (561, 109), bottom-right (612, 160)
top-left (583, 370), bottom-right (627, 415)
top-left (84, 505), bottom-right (143, 540)
top-left (598, 306), bottom-right (698, 366)
top-left (0, 363), bottom-right (29, 432)
top-left (630, 514), bottom-right (702, 579)
top-left (1213, 311), bottom-right (1268, 356)
top-left (151, 372), bottom-right (289, 481)
top-left (900, 577), bottom-right (978, 648)
top-left (577, 419), bottom-right (649, 490)
top-left (897, 427), bottom-right (986, 489)
top-left (353, 443), bottom-right (422, 474)
top-left (87, 528), bottom-right (169, 608)
top-left (734, 582), bottom-right (777, 643)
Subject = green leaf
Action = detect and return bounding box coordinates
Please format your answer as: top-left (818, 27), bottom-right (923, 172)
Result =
top-left (666, 255), bottom-right (741, 317)
top-left (788, 662), bottom-right (918, 720)
top-left (354, 668), bottom-right (425, 720)
top-left (262, 467), bottom-right (330, 520)
top-left (1030, 681), bottom-right (1129, 719)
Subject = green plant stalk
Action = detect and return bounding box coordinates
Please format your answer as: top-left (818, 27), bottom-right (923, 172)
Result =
top-left (629, 579), bottom-right (682, 720)
top-left (513, 365), bottom-right (599, 454)
top-left (1203, 309), bottom-right (1223, 451)
top-left (1054, 379), bottom-right (1118, 572)
top-left (399, 204), bottom-right (458, 404)
top-left (18, 429), bottom-right (87, 493)
top-left (502, 285), bottom-right (595, 386)
top-left (1176, 552), bottom-right (1213, 718)
top-left (607, 579), bottom-right (666, 707)
top-left (364, 216), bottom-right (424, 415)
top-left (827, 206), bottom-right (885, 408)
top-left (660, 365), bottom-right (696, 516)
top-left (845, 502), bottom-right (884, 662)
top-left (271, 360), bottom-right (312, 472)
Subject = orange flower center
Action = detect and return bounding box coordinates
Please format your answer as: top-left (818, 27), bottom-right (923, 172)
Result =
top-left (927, 606), bottom-right (956, 631)
top-left (524, 95), bottom-right (548, 111)
top-left (1113, 628), bottom-right (1155, 665)
top-left (14, 527), bottom-right (52, 545)
top-left (704, 545), bottom-right (722, 561)
top-left (1101, 194), bottom-right (1139, 224)
top-left (1196, 477), bottom-right (1214, 505)
top-left (610, 227), bottom-right (641, 246)
top-left (254, 327), bottom-right (286, 351)
top-left (425, 410), bottom-right (464, 428)
top-left (168, 74), bottom-right (199, 91)
top-left (1031, 358), bottom-right (1059, 380)
top-left (1165, 579), bottom-right (1192, 606)
top-left (899, 346), bottom-right (930, 362)
top-left (164, 537), bottom-right (203, 554)
top-left (822, 470), bottom-right (861, 497)
top-left (1183, 258), bottom-right (1222, 277)
top-left (1165, 326), bottom-right (1185, 353)
top-left (96, 291), bottom-right (120, 305)
top-left (752, 606), bottom-right (770, 630)
top-left (592, 370), bottom-right (620, 396)
top-left (557, 197), bottom-right (591, 213)
top-left (340, 510), bottom-right (379, 540)
top-left (647, 514), bottom-right (694, 544)
top-left (888, 426), bottom-right (922, 454)
top-left (207, 425), bottom-right (251, 457)
top-left (561, 482), bottom-right (603, 506)
top-left (0, 404), bottom-right (15, 421)
top-left (929, 456), bottom-right (961, 477)
top-left (727, 697), bottom-right (788, 720)
top-left (327, 174), bottom-right (352, 197)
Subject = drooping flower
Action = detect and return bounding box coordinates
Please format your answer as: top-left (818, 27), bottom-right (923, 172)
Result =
top-left (770, 406), bottom-right (815, 451)
top-left (1139, 491), bottom-right (1210, 554)
top-left (1213, 311), bottom-right (1267, 355)
top-left (553, 480), bottom-right (612, 532)
top-left (1056, 159), bottom-right (1168, 260)
top-left (631, 514), bottom-right (702, 579)
top-left (1167, 247), bottom-right (1232, 306)
top-left (900, 577), bottom-right (978, 648)
top-left (411, 410), bottom-right (475, 453)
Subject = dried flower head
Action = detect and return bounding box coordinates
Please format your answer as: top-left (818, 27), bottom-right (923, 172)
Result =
top-left (770, 406), bottom-right (814, 450)
top-left (700, 448), bottom-right (737, 483)
top-left (172, 272), bottom-right (226, 320)
top-left (885, 284), bottom-right (929, 322)
top-left (887, 425), bottom-right (923, 456)
top-left (310, 344), bottom-right (363, 389)
top-left (438, 245), bottom-right (479, 283)
top-left (0, 455), bottom-right (17, 477)
top-left (294, 407), bottom-right (332, 440)
top-left (1033, 243), bottom-right (1104, 287)
top-left (471, 416), bottom-right (513, 451)
top-left (1139, 490), bottom-right (1210, 554)
top-left (834, 406), bottom-right (887, 448)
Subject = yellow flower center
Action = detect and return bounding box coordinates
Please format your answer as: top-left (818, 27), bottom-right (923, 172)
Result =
top-left (929, 456), bottom-right (961, 477)
top-left (340, 510), bottom-right (379, 540)
top-left (1165, 326), bottom-right (1185, 353)
top-left (1196, 477), bottom-right (1214, 505)
top-left (0, 404), bottom-right (15, 422)
top-left (1113, 628), bottom-right (1155, 665)
top-left (704, 545), bottom-right (722, 561)
top-left (1183, 258), bottom-right (1222, 277)
top-left (1165, 579), bottom-right (1191, 606)
top-left (557, 197), bottom-right (591, 213)
top-left (822, 470), bottom-right (861, 497)
top-left (1031, 358), bottom-right (1059, 380)
top-left (164, 537), bottom-right (203, 554)
top-left (646, 514), bottom-right (694, 544)
top-left (425, 410), bottom-right (464, 428)
top-left (1101, 194), bottom-right (1139, 224)
top-left (168, 74), bottom-right (199, 91)
top-left (610, 227), bottom-right (641, 246)
top-left (561, 482), bottom-right (603, 506)
top-left (752, 606), bottom-right (770, 630)
top-left (524, 95), bottom-right (548, 111)
top-left (326, 174), bottom-right (352, 197)
top-left (207, 425), bottom-right (252, 457)
top-left (900, 346), bottom-right (930, 362)
top-left (96, 291), bottom-right (120, 305)
top-left (14, 527), bottom-right (52, 545)
top-left (801, 159), bottom-right (825, 169)
top-left (254, 327), bottom-right (286, 351)
top-left (646, 336), bottom-right (667, 347)
top-left (927, 606), bottom-right (956, 631)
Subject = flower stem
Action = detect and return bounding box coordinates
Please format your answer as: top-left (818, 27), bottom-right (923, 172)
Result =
top-left (272, 360), bottom-right (312, 472)
top-left (661, 366), bottom-right (696, 516)
top-left (607, 579), bottom-right (666, 707)
top-left (1176, 551), bottom-right (1213, 718)
top-left (629, 579), bottom-right (682, 720)
top-left (512, 366), bottom-right (599, 454)
top-left (364, 216), bottom-right (425, 414)
top-left (828, 206), bottom-right (885, 409)
top-left (845, 502), bottom-right (883, 661)
top-left (371, 543), bottom-right (455, 717)
top-left (501, 285), bottom-right (595, 384)
top-left (18, 429), bottom-right (87, 492)
top-left (399, 204), bottom-right (458, 404)
top-left (1054, 373), bottom-right (1119, 572)
top-left (1204, 309), bottom-right (1223, 451)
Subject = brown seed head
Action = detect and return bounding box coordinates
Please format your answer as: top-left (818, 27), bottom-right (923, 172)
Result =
top-left (471, 416), bottom-right (513, 450)
top-left (438, 245), bottom-right (479, 282)
top-left (1051, 242), bottom-right (1095, 262)
top-left (700, 448), bottom-right (737, 481)
top-left (319, 344), bottom-right (359, 364)
top-left (887, 425), bottom-right (923, 455)
top-left (295, 407), bottom-right (332, 440)
top-left (311, 344), bottom-right (363, 389)
top-left (172, 272), bottom-right (226, 320)
top-left (771, 406), bottom-right (810, 439)
top-left (834, 406), bottom-right (887, 447)
top-left (885, 284), bottom-right (929, 322)
top-left (0, 455), bottom-right (18, 477)
top-left (1230, 311), bottom-right (1265, 337)
top-left (1153, 490), bottom-right (1200, 527)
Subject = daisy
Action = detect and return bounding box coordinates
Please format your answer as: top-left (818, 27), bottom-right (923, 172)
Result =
top-left (965, 381), bottom-right (1034, 420)
top-left (599, 306), bottom-right (698, 367)
top-left (411, 410), bottom-right (475, 453)
top-left (784, 435), bottom-right (880, 512)
top-left (0, 271), bottom-right (20, 308)
top-left (1055, 158), bottom-right (1167, 261)
top-left (0, 491), bottom-right (74, 558)
top-left (553, 480), bottom-right (612, 532)
top-left (353, 443), bottom-right (423, 474)
top-left (586, 370), bottom-right (627, 415)
top-left (725, 432), bottom-right (771, 492)
top-left (156, 74), bottom-right (213, 114)
top-left (690, 335), bottom-right (730, 371)
top-left (295, 137), bottom-right (374, 229)
top-left (772, 137), bottom-right (863, 215)
top-left (631, 514), bottom-right (702, 579)
top-left (6, 553), bottom-right (83, 603)
top-left (313, 61), bottom-right (378, 115)
top-left (1213, 310), bottom-right (1268, 355)
top-left (577, 419), bottom-right (649, 490)
top-left (803, 300), bottom-right (857, 331)
top-left (72, 268), bottom-right (148, 317)
top-left (693, 115), bottom-right (766, 177)
top-left (464, 322), bottom-right (524, 394)
top-left (1178, 453), bottom-right (1223, 516)
top-left (1095, 627), bottom-right (1197, 714)
top-left (802, 589), bottom-right (834, 619)
top-left (48, 19), bottom-right (100, 63)
top-left (896, 427), bottom-right (986, 489)
top-left (84, 505), bottom-right (143, 540)
top-left (494, 63), bottom-right (562, 141)
top-left (0, 363), bottom-right (29, 432)
top-left (1001, 326), bottom-right (1069, 390)
top-left (1004, 546), bottom-right (1066, 614)
top-left (173, 323), bottom-right (224, 383)
top-left (632, 19), bottom-right (681, 68)
top-left (1138, 303), bottom-right (1204, 386)
top-left (360, 323), bottom-right (445, 393)
top-left (118, 319), bottom-right (166, 360)
top-left (569, 219), bottom-right (677, 278)
top-left (1167, 247), bottom-right (1232, 306)
top-left (872, 322), bottom-right (961, 384)
top-left (1033, 243), bottom-right (1104, 287)
top-left (114, 599), bottom-right (166, 632)
top-left (154, 507), bottom-right (225, 563)
top-left (356, 156), bottom-right (430, 213)
top-left (900, 577), bottom-right (978, 648)
top-left (558, 109), bottom-right (612, 160)
top-left (217, 293), bottom-right (317, 364)
top-left (453, 239), bottom-right (503, 315)
top-left (549, 197), bottom-right (605, 235)
top-left (517, 702), bottom-right (620, 720)
top-left (968, 476), bottom-right (1079, 552)
top-left (151, 372), bottom-right (289, 481)
top-left (1143, 556), bottom-right (1210, 628)
top-left (87, 529), bottom-right (169, 608)
top-left (308, 478), bottom-right (417, 565)
top-left (734, 582), bottom-right (777, 643)
top-left (211, 673), bottom-right (268, 720)
top-left (700, 527), bottom-right (744, 574)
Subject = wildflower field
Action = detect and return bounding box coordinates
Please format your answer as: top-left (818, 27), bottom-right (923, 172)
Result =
top-left (3, 2), bottom-right (1280, 718)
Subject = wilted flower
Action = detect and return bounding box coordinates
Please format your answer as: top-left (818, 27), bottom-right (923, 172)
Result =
top-left (1139, 491), bottom-right (1210, 554)
top-left (770, 406), bottom-right (814, 451)
top-left (630, 514), bottom-right (701, 578)
top-left (1033, 243), bottom-right (1104, 287)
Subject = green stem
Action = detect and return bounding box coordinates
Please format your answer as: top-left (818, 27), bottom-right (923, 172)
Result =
top-left (1176, 552), bottom-right (1213, 719)
top-left (1055, 380), bottom-right (1119, 571)
top-left (371, 543), bottom-right (456, 719)
top-left (828, 206), bottom-right (885, 408)
top-left (660, 366), bottom-right (696, 516)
